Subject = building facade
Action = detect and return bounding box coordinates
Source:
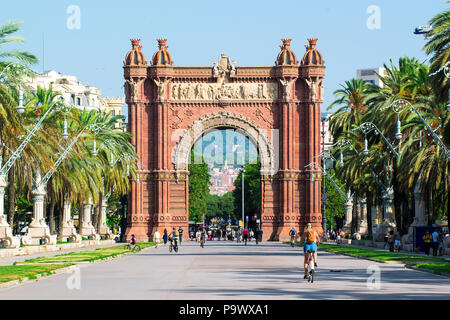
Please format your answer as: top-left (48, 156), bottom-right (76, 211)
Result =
top-left (123, 38), bottom-right (325, 241)
top-left (25, 70), bottom-right (124, 118)
top-left (356, 67), bottom-right (387, 87)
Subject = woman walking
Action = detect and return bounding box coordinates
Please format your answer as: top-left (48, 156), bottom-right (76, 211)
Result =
top-left (163, 228), bottom-right (168, 246)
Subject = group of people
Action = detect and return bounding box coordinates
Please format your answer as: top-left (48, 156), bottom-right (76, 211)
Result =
top-left (422, 229), bottom-right (446, 256)
top-left (152, 227), bottom-right (184, 248)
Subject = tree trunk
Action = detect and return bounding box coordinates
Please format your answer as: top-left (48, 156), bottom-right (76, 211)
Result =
top-left (393, 161), bottom-right (402, 232)
top-left (447, 162), bottom-right (450, 229)
top-left (7, 168), bottom-right (15, 230)
top-left (92, 204), bottom-right (98, 233)
top-left (58, 193), bottom-right (65, 235)
top-left (78, 202), bottom-right (83, 233)
top-left (367, 194), bottom-right (373, 238)
top-left (48, 194), bottom-right (56, 234)
top-left (427, 185), bottom-right (433, 226)
top-left (120, 194), bottom-right (128, 242)
top-left (97, 192), bottom-right (104, 233)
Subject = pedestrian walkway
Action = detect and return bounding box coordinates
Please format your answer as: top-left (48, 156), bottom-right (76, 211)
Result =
top-left (0, 241), bottom-right (448, 299)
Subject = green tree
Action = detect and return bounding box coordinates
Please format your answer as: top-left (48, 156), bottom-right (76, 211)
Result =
top-left (424, 2), bottom-right (450, 100)
top-left (233, 160), bottom-right (261, 224)
top-left (323, 169), bottom-right (346, 231)
top-left (188, 151), bottom-right (211, 222)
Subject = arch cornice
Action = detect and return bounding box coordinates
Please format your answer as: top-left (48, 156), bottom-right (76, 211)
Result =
top-left (172, 111), bottom-right (277, 176)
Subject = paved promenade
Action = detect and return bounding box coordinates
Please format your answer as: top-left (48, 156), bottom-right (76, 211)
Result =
top-left (0, 241), bottom-right (449, 300)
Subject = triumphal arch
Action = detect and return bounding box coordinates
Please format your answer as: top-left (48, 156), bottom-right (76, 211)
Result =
top-left (123, 38), bottom-right (325, 241)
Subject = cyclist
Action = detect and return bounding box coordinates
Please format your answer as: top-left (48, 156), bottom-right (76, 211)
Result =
top-left (169, 227), bottom-right (179, 249)
top-left (130, 234), bottom-right (136, 246)
top-left (289, 227), bottom-right (297, 246)
top-left (302, 223), bottom-right (320, 279)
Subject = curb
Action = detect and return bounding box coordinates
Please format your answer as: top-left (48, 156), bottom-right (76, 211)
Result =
top-left (0, 264), bottom-right (77, 289)
top-left (0, 245), bottom-right (155, 289)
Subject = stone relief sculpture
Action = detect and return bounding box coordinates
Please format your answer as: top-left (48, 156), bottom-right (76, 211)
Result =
top-left (279, 79), bottom-right (294, 100)
top-left (305, 78), bottom-right (318, 100)
top-left (212, 60), bottom-right (219, 77)
top-left (169, 82), bottom-right (278, 100)
top-left (125, 78), bottom-right (144, 100)
top-left (153, 79), bottom-right (170, 99)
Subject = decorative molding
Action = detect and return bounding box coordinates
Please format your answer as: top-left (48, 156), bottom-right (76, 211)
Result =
top-left (172, 111), bottom-right (275, 175)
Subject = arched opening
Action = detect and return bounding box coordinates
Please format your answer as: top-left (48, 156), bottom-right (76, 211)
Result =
top-left (188, 127), bottom-right (262, 240)
top-left (172, 111), bottom-right (277, 241)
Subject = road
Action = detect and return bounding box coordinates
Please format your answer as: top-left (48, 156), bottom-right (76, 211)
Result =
top-left (0, 240), bottom-right (449, 299)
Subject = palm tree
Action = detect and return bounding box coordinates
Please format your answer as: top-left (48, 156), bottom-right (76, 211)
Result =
top-left (424, 2), bottom-right (450, 101)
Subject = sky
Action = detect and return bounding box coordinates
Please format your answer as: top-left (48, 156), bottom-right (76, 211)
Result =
top-left (1, 0), bottom-right (447, 115)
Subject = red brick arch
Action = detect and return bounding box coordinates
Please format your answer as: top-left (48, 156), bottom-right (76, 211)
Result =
top-left (123, 39), bottom-right (325, 241)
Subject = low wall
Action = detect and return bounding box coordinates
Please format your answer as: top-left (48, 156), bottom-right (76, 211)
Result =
top-left (0, 240), bottom-right (116, 259)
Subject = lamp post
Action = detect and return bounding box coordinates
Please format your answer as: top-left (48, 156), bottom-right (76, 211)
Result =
top-left (21, 123), bottom-right (108, 245)
top-left (241, 166), bottom-right (245, 228)
top-left (0, 97), bottom-right (69, 246)
top-left (321, 116), bottom-right (328, 239)
top-left (385, 99), bottom-right (449, 159)
top-left (353, 122), bottom-right (399, 158)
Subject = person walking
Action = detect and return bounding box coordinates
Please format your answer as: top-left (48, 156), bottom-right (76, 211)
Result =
top-left (387, 230), bottom-right (395, 252)
top-left (163, 228), bottom-right (168, 246)
top-left (153, 230), bottom-right (161, 248)
top-left (423, 230), bottom-right (433, 255)
top-left (178, 226), bottom-right (184, 245)
top-left (431, 229), bottom-right (440, 256)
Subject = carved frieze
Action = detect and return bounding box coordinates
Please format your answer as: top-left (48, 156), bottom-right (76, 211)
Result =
top-left (170, 82), bottom-right (278, 101)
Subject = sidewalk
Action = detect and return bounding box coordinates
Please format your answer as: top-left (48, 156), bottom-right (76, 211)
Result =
top-left (0, 242), bottom-right (121, 266)
top-left (323, 240), bottom-right (450, 260)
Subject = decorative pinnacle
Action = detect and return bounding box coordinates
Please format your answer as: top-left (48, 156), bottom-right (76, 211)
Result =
top-left (130, 39), bottom-right (141, 49)
top-left (280, 38), bottom-right (292, 50)
top-left (307, 38), bottom-right (318, 49)
top-left (157, 39), bottom-right (168, 50)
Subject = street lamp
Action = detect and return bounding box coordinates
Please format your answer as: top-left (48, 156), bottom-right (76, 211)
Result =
top-left (16, 89), bottom-right (25, 114)
top-left (241, 166), bottom-right (245, 228)
top-left (353, 122), bottom-right (399, 158)
top-left (386, 99), bottom-right (450, 159)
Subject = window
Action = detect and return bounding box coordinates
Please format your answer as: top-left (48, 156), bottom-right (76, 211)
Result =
top-left (76, 97), bottom-right (81, 106)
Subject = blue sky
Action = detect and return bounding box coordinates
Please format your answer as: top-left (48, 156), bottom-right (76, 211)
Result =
top-left (1, 0), bottom-right (447, 113)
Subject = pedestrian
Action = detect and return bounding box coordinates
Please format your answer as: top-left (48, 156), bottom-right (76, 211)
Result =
top-left (163, 228), bottom-right (168, 246)
top-left (423, 230), bottom-right (433, 255)
top-left (153, 230), bottom-right (161, 248)
top-left (178, 226), bottom-right (183, 245)
top-left (438, 230), bottom-right (445, 256)
top-left (208, 229), bottom-right (212, 241)
top-left (431, 229), bottom-right (440, 256)
top-left (250, 229), bottom-right (254, 241)
top-left (387, 230), bottom-right (395, 252)
top-left (196, 229), bottom-right (201, 242)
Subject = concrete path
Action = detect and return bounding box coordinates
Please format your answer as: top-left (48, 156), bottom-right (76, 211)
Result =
top-left (0, 241), bottom-right (449, 300)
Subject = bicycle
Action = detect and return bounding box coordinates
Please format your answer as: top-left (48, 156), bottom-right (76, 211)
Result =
top-left (305, 249), bottom-right (315, 283)
top-left (290, 235), bottom-right (296, 247)
top-left (124, 243), bottom-right (141, 252)
top-left (169, 239), bottom-right (179, 253)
